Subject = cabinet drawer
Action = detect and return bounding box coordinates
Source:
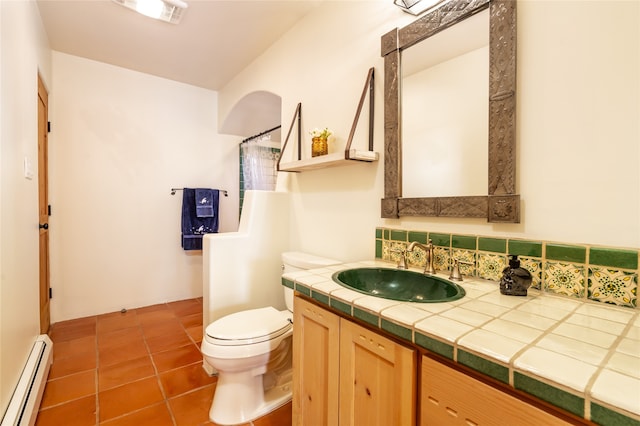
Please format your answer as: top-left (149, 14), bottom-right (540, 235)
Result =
top-left (420, 355), bottom-right (571, 426)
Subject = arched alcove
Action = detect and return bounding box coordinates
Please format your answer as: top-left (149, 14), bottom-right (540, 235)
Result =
top-left (220, 90), bottom-right (282, 141)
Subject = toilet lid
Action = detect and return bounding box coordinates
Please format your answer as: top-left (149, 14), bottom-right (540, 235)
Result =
top-left (205, 306), bottom-right (292, 346)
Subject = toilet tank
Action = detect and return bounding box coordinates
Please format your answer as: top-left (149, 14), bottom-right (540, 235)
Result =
top-left (282, 251), bottom-right (340, 311)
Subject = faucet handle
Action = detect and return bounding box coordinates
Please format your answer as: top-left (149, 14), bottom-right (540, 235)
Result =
top-left (449, 259), bottom-right (463, 281)
top-left (449, 260), bottom-right (474, 281)
top-left (391, 248), bottom-right (408, 269)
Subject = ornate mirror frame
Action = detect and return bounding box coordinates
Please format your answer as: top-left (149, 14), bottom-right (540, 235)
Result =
top-left (381, 0), bottom-right (519, 222)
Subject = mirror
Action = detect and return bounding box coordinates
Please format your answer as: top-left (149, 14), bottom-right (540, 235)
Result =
top-left (381, 0), bottom-right (519, 222)
top-left (402, 9), bottom-right (488, 197)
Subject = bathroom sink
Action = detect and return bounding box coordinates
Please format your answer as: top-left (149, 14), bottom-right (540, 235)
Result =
top-left (332, 268), bottom-right (465, 303)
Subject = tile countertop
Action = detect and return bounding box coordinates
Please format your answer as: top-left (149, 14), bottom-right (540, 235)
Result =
top-left (282, 260), bottom-right (640, 425)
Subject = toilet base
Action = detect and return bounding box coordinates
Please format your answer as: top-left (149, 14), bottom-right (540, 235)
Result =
top-left (209, 372), bottom-right (292, 425)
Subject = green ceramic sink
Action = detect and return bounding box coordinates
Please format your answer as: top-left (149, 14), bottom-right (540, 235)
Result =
top-left (332, 268), bottom-right (465, 303)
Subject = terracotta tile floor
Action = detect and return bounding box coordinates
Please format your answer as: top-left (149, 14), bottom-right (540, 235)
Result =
top-left (36, 298), bottom-right (292, 426)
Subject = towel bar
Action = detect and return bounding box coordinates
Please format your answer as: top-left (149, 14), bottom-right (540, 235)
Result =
top-left (171, 188), bottom-right (228, 197)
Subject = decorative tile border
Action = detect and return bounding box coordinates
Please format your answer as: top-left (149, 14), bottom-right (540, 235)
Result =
top-left (588, 268), bottom-right (637, 308)
top-left (376, 227), bottom-right (639, 309)
top-left (545, 262), bottom-right (586, 298)
top-left (477, 252), bottom-right (506, 281)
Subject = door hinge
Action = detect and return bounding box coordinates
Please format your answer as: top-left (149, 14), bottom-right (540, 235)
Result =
top-left (49, 288), bottom-right (53, 299)
top-left (47, 121), bottom-right (51, 133)
top-left (48, 205), bottom-right (52, 216)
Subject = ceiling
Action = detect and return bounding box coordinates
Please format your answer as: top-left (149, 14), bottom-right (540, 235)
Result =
top-left (37, 0), bottom-right (322, 91)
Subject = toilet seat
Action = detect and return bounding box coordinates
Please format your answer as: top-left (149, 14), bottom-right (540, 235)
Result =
top-left (203, 307), bottom-right (292, 359)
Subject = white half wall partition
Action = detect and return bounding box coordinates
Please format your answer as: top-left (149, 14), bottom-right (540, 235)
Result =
top-left (202, 190), bottom-right (291, 333)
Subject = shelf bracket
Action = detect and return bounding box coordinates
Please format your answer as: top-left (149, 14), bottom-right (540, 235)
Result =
top-left (344, 67), bottom-right (375, 159)
top-left (276, 102), bottom-right (302, 172)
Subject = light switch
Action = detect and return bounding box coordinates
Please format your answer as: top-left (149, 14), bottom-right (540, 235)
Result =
top-left (24, 157), bottom-right (34, 180)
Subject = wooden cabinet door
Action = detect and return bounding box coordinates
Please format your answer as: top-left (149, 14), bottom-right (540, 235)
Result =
top-left (420, 355), bottom-right (571, 426)
top-left (339, 318), bottom-right (416, 426)
top-left (293, 296), bottom-right (340, 426)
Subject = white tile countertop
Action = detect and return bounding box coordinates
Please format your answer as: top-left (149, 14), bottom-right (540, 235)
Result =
top-left (282, 260), bottom-right (640, 425)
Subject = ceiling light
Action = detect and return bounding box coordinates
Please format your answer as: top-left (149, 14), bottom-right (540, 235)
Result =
top-left (112, 0), bottom-right (188, 24)
top-left (394, 0), bottom-right (448, 16)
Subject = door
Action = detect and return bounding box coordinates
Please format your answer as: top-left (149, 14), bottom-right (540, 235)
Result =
top-left (37, 74), bottom-right (50, 334)
top-left (292, 296), bottom-right (340, 426)
top-left (339, 318), bottom-right (416, 426)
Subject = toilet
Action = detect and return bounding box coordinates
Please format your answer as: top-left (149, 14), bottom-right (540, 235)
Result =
top-left (200, 251), bottom-right (340, 425)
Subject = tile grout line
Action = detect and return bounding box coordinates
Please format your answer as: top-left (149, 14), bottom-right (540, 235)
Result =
top-left (94, 320), bottom-right (100, 426)
top-left (38, 299), bottom-right (216, 426)
top-left (139, 303), bottom-right (179, 426)
top-left (581, 309), bottom-right (640, 422)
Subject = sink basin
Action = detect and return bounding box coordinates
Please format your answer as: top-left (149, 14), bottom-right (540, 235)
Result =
top-left (332, 268), bottom-right (465, 303)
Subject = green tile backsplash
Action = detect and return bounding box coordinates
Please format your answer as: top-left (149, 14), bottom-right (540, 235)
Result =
top-left (546, 243), bottom-right (587, 263)
top-left (508, 240), bottom-right (543, 258)
top-left (376, 227), bottom-right (639, 309)
top-left (390, 230), bottom-right (407, 242)
top-left (452, 234), bottom-right (477, 250)
top-left (478, 237), bottom-right (507, 253)
top-left (408, 231), bottom-right (428, 244)
top-left (429, 232), bottom-right (451, 247)
top-left (375, 239), bottom-right (382, 259)
top-left (590, 247), bottom-right (638, 269)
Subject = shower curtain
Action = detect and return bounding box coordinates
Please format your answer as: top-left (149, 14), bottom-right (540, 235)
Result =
top-left (240, 134), bottom-right (280, 191)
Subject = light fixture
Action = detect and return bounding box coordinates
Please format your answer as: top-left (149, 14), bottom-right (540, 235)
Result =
top-left (393, 0), bottom-right (448, 16)
top-left (112, 0), bottom-right (188, 24)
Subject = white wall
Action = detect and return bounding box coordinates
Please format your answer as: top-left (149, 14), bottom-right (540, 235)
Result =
top-left (218, 0), bottom-right (639, 261)
top-left (516, 0), bottom-right (639, 246)
top-left (49, 52), bottom-right (240, 321)
top-left (0, 0), bottom-right (52, 414)
top-left (220, 1), bottom-right (412, 262)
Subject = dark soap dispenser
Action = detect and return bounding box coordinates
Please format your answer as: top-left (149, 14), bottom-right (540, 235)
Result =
top-left (499, 255), bottom-right (532, 296)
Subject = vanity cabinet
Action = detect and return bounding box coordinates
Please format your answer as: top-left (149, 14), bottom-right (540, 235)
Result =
top-left (420, 355), bottom-right (572, 426)
top-left (293, 296), bottom-right (416, 426)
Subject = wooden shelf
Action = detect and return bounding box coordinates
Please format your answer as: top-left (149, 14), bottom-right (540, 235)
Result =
top-left (278, 149), bottom-right (378, 172)
top-left (277, 67), bottom-right (377, 174)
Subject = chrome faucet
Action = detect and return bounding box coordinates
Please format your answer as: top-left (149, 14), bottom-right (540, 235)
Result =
top-left (407, 239), bottom-right (436, 274)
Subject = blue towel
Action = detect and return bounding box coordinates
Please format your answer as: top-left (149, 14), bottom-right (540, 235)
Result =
top-left (181, 188), bottom-right (219, 250)
top-left (195, 188), bottom-right (215, 217)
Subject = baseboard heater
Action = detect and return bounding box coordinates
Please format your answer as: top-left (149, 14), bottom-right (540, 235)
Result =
top-left (1, 335), bottom-right (53, 426)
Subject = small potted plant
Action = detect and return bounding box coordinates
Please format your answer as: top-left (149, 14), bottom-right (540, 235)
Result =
top-left (310, 127), bottom-right (332, 157)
